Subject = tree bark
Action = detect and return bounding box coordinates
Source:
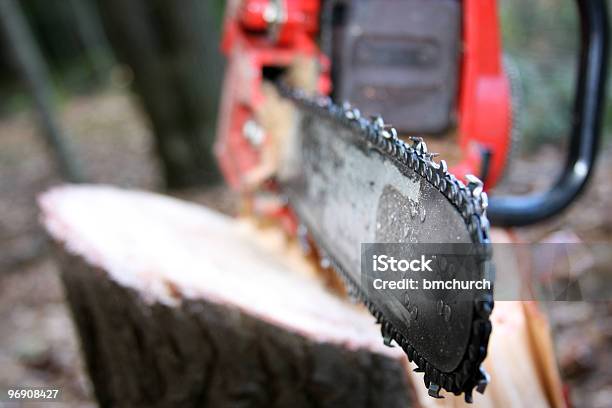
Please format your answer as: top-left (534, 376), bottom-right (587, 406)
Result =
top-left (94, 0), bottom-right (224, 189)
top-left (39, 186), bottom-right (414, 408)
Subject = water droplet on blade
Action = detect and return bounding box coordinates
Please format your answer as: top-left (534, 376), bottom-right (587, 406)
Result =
top-left (410, 306), bottom-right (418, 321)
top-left (443, 305), bottom-right (452, 322)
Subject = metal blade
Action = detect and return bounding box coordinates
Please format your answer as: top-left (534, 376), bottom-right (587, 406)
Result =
top-left (277, 88), bottom-right (493, 401)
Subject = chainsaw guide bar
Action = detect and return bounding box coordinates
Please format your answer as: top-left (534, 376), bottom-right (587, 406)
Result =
top-left (276, 85), bottom-right (494, 402)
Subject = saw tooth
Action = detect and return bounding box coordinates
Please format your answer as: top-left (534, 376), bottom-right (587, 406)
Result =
top-left (428, 383), bottom-right (444, 399)
top-left (406, 346), bottom-right (415, 361)
top-left (364, 125), bottom-right (375, 142)
top-left (408, 151), bottom-right (417, 168)
top-left (418, 356), bottom-right (426, 368)
top-left (382, 124), bottom-right (398, 139)
top-left (456, 178), bottom-right (467, 190)
top-left (371, 115), bottom-right (385, 128)
top-left (412, 156), bottom-right (420, 172)
top-left (319, 257), bottom-right (331, 269)
top-left (479, 218), bottom-right (491, 241)
top-left (397, 144), bottom-right (407, 161)
top-left (331, 103), bottom-right (343, 116)
top-left (409, 136), bottom-right (428, 154)
top-left (454, 375), bottom-right (463, 390)
top-left (381, 127), bottom-right (397, 140)
top-left (382, 334), bottom-right (394, 347)
top-left (357, 117), bottom-right (369, 131)
top-left (345, 108), bottom-right (361, 120)
top-left (381, 323), bottom-right (395, 347)
top-left (425, 166), bottom-right (434, 182)
top-left (409, 136), bottom-right (422, 144)
top-left (342, 102), bottom-right (357, 121)
top-left (437, 159), bottom-right (448, 175)
top-left (343, 109), bottom-right (355, 120)
top-left (480, 191), bottom-right (489, 210)
top-left (475, 293), bottom-right (494, 318)
top-left (316, 96), bottom-right (331, 108)
top-left (446, 183), bottom-right (456, 200)
top-left (409, 137), bottom-right (422, 152)
top-left (296, 224), bottom-right (310, 255)
top-left (466, 174), bottom-right (484, 197)
top-left (441, 374), bottom-right (453, 392)
top-left (278, 194), bottom-right (289, 206)
top-left (464, 390), bottom-right (474, 404)
top-left (431, 367), bottom-right (441, 384)
top-left (419, 162), bottom-right (428, 177)
top-left (476, 368), bottom-right (490, 394)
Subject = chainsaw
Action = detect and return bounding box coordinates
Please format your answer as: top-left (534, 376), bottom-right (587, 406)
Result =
top-left (214, 0), bottom-right (608, 402)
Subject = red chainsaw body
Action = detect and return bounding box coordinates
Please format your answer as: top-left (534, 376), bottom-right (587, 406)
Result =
top-left (455, 0), bottom-right (512, 187)
top-left (215, 0), bottom-right (330, 191)
top-left (215, 0), bottom-right (511, 193)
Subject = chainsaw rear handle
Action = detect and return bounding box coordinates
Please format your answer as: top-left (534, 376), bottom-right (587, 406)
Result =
top-left (488, 0), bottom-right (608, 227)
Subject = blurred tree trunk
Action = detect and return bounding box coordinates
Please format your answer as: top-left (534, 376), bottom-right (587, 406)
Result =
top-left (69, 0), bottom-right (114, 84)
top-left (94, 0), bottom-right (225, 189)
top-left (0, 0), bottom-right (83, 182)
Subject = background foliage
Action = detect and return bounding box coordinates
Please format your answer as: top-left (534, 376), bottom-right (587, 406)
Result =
top-left (500, 0), bottom-right (611, 148)
top-left (0, 0), bottom-right (609, 170)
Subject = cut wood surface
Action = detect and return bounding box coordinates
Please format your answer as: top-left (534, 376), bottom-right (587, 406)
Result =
top-left (39, 185), bottom-right (564, 407)
top-left (39, 185), bottom-right (414, 408)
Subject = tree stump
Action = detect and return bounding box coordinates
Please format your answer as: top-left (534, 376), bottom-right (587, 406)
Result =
top-left (40, 185), bottom-right (566, 408)
top-left (39, 185), bottom-right (415, 408)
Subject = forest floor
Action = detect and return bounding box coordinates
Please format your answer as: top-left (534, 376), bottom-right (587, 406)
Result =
top-left (0, 89), bottom-right (611, 407)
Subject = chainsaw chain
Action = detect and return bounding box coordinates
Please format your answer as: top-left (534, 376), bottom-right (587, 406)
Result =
top-left (278, 85), bottom-right (495, 403)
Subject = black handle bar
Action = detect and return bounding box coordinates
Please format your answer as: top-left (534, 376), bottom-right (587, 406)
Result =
top-left (488, 0), bottom-right (608, 227)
